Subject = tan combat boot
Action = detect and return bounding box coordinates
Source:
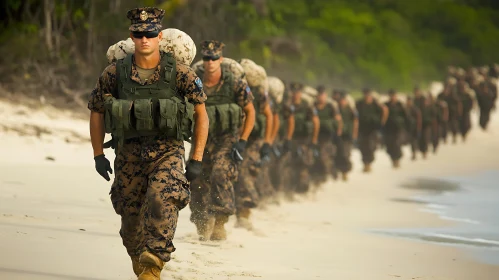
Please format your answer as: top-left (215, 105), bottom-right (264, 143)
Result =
top-left (137, 251), bottom-right (164, 280)
top-left (363, 164), bottom-right (371, 173)
top-left (197, 216), bottom-right (216, 241)
top-left (341, 172), bottom-right (348, 181)
top-left (211, 215), bottom-right (229, 241)
top-left (131, 255), bottom-right (144, 276)
top-left (235, 208), bottom-right (253, 231)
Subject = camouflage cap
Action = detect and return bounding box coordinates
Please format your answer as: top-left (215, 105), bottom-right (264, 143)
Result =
top-left (289, 82), bottom-right (304, 93)
top-left (200, 40), bottom-right (225, 57)
top-left (127, 7), bottom-right (165, 32)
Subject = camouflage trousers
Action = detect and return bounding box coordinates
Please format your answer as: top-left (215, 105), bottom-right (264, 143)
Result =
top-left (459, 111), bottom-right (472, 139)
top-left (270, 143), bottom-right (292, 194)
top-left (311, 138), bottom-right (336, 185)
top-left (479, 105), bottom-right (492, 130)
top-left (285, 139), bottom-right (314, 193)
top-left (358, 130), bottom-right (378, 165)
top-left (385, 129), bottom-right (404, 161)
top-left (110, 143), bottom-right (190, 263)
top-left (234, 138), bottom-right (262, 211)
top-left (335, 137), bottom-right (352, 173)
top-left (417, 124), bottom-right (432, 154)
top-left (189, 133), bottom-right (238, 226)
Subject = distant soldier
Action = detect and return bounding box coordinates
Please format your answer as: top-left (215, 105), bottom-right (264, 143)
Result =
top-left (335, 91), bottom-right (358, 181)
top-left (476, 74), bottom-right (498, 130)
top-left (384, 89), bottom-right (409, 168)
top-left (190, 40), bottom-right (256, 241)
top-left (429, 94), bottom-right (448, 153)
top-left (311, 86), bottom-right (342, 184)
top-left (405, 97), bottom-right (422, 160)
top-left (456, 77), bottom-right (474, 141)
top-left (288, 82), bottom-right (320, 193)
top-left (437, 80), bottom-right (462, 144)
top-left (356, 88), bottom-right (388, 173)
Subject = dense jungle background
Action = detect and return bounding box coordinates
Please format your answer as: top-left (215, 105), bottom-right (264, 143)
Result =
top-left (1, 0), bottom-right (499, 107)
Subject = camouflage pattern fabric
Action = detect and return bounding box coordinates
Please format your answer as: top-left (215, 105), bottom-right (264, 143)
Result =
top-left (110, 139), bottom-right (189, 262)
top-left (200, 40), bottom-right (225, 57)
top-left (310, 140), bottom-right (336, 186)
top-left (335, 138), bottom-right (353, 173)
top-left (358, 130), bottom-right (378, 165)
top-left (189, 133), bottom-right (239, 226)
top-left (384, 130), bottom-right (404, 161)
top-left (127, 7), bottom-right (165, 32)
top-left (288, 139), bottom-right (315, 193)
top-left (235, 139), bottom-right (262, 211)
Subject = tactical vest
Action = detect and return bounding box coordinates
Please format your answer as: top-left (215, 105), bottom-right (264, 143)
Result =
top-left (293, 102), bottom-right (313, 138)
top-left (196, 64), bottom-right (242, 136)
top-left (103, 53), bottom-right (194, 146)
top-left (357, 100), bottom-right (381, 127)
top-left (385, 101), bottom-right (406, 129)
top-left (250, 86), bottom-right (267, 139)
top-left (420, 105), bottom-right (434, 125)
top-left (339, 105), bottom-right (354, 137)
top-left (316, 103), bottom-right (336, 136)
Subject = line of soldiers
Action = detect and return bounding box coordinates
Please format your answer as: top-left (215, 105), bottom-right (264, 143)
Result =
top-left (88, 7), bottom-right (498, 280)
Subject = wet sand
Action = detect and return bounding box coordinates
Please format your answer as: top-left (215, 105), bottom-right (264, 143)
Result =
top-left (1, 99), bottom-right (499, 279)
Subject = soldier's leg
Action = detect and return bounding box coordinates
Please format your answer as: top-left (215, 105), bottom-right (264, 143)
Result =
top-left (189, 143), bottom-right (215, 240)
top-left (296, 143), bottom-right (314, 193)
top-left (141, 153), bottom-right (190, 263)
top-left (358, 132), bottom-right (370, 168)
top-left (110, 156), bottom-right (148, 276)
top-left (208, 134), bottom-right (238, 241)
top-left (480, 106), bottom-right (491, 130)
top-left (392, 131), bottom-right (403, 167)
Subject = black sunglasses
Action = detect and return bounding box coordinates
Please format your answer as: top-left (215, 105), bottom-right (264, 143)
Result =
top-left (202, 56), bottom-right (220, 61)
top-left (132, 31), bottom-right (159, 39)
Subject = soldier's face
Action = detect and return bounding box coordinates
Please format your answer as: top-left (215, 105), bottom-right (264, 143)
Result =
top-left (293, 91), bottom-right (302, 102)
top-left (317, 93), bottom-right (327, 104)
top-left (203, 56), bottom-right (223, 74)
top-left (131, 31), bottom-right (162, 56)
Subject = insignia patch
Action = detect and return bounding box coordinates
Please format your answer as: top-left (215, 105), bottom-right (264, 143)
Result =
top-left (195, 77), bottom-right (203, 90)
top-left (140, 11), bottom-right (148, 21)
top-left (312, 108), bottom-right (318, 115)
top-left (208, 42), bottom-right (214, 49)
top-left (290, 105), bottom-right (295, 113)
top-left (245, 86), bottom-right (251, 94)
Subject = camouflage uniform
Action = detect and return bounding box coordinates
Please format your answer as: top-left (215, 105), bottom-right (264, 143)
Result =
top-left (189, 41), bottom-right (254, 240)
top-left (406, 101), bottom-right (421, 159)
top-left (335, 100), bottom-right (357, 177)
top-left (356, 98), bottom-right (383, 170)
top-left (311, 102), bottom-right (338, 185)
top-left (288, 100), bottom-right (316, 193)
top-left (437, 88), bottom-right (461, 143)
top-left (384, 99), bottom-right (409, 166)
top-left (476, 79), bottom-right (498, 130)
top-left (456, 81), bottom-right (474, 140)
top-left (88, 55), bottom-right (206, 263)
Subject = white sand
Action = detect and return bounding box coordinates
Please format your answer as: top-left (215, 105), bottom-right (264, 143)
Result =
top-left (1, 98), bottom-right (498, 280)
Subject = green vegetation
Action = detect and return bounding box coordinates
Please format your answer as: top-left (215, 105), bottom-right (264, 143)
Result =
top-left (1, 0), bottom-right (499, 100)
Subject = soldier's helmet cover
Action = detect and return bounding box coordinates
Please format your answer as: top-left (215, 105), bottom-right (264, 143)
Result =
top-left (127, 7), bottom-right (165, 32)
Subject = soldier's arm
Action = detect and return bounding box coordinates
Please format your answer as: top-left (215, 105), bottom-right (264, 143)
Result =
top-left (381, 104), bottom-right (389, 125)
top-left (270, 112), bottom-right (280, 143)
top-left (88, 64), bottom-right (117, 157)
top-left (335, 114), bottom-right (343, 136)
top-left (352, 110), bottom-right (359, 140)
top-left (176, 64), bottom-right (209, 161)
top-left (416, 108), bottom-right (422, 133)
top-left (287, 115), bottom-right (295, 140)
top-left (312, 115), bottom-right (320, 145)
top-left (235, 79), bottom-right (256, 141)
top-left (262, 103), bottom-right (273, 144)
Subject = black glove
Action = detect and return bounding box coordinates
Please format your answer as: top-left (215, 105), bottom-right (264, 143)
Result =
top-left (94, 154), bottom-right (113, 181)
top-left (231, 140), bottom-right (247, 162)
top-left (259, 143), bottom-right (272, 159)
top-left (185, 160), bottom-right (203, 182)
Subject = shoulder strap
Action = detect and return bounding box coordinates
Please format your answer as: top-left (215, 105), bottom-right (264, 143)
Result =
top-left (160, 52), bottom-right (177, 92)
top-left (116, 54), bottom-right (132, 97)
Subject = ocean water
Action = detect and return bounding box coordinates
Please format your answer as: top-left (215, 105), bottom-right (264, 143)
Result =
top-left (373, 170), bottom-right (499, 265)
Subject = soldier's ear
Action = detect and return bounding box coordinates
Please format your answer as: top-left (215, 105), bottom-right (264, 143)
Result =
top-left (158, 31), bottom-right (163, 40)
top-left (219, 56), bottom-right (224, 63)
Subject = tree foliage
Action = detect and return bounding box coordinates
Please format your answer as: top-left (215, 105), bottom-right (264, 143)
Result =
top-left (0, 0), bottom-right (498, 101)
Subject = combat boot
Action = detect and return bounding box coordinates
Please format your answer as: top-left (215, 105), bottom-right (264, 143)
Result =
top-left (131, 255), bottom-right (144, 276)
top-left (363, 164), bottom-right (371, 173)
top-left (393, 160), bottom-right (400, 169)
top-left (341, 172), bottom-right (348, 181)
top-left (235, 208), bottom-right (253, 231)
top-left (137, 251), bottom-right (163, 280)
top-left (211, 215), bottom-right (229, 241)
top-left (197, 216), bottom-right (216, 241)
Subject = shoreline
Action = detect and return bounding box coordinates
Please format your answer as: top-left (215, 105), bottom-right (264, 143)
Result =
top-left (0, 99), bottom-right (499, 279)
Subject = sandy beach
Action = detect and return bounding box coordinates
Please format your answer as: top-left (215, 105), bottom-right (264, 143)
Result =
top-left (1, 98), bottom-right (498, 280)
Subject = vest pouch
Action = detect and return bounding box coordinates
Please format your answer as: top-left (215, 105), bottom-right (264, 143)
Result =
top-left (228, 103), bottom-right (242, 133)
top-left (216, 104), bottom-right (231, 133)
top-left (181, 101), bottom-right (195, 140)
top-left (134, 99), bottom-right (154, 131)
top-left (103, 96), bottom-right (116, 134)
top-left (111, 99), bottom-right (133, 142)
top-left (158, 99), bottom-right (178, 138)
top-left (206, 105), bottom-right (217, 135)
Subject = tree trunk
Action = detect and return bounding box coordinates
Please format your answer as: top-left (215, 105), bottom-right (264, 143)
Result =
top-left (44, 0), bottom-right (54, 56)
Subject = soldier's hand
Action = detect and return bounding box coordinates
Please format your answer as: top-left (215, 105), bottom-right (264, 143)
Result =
top-left (231, 140), bottom-right (247, 162)
top-left (94, 154), bottom-right (113, 181)
top-left (260, 143), bottom-right (272, 159)
top-left (185, 160), bottom-right (203, 182)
